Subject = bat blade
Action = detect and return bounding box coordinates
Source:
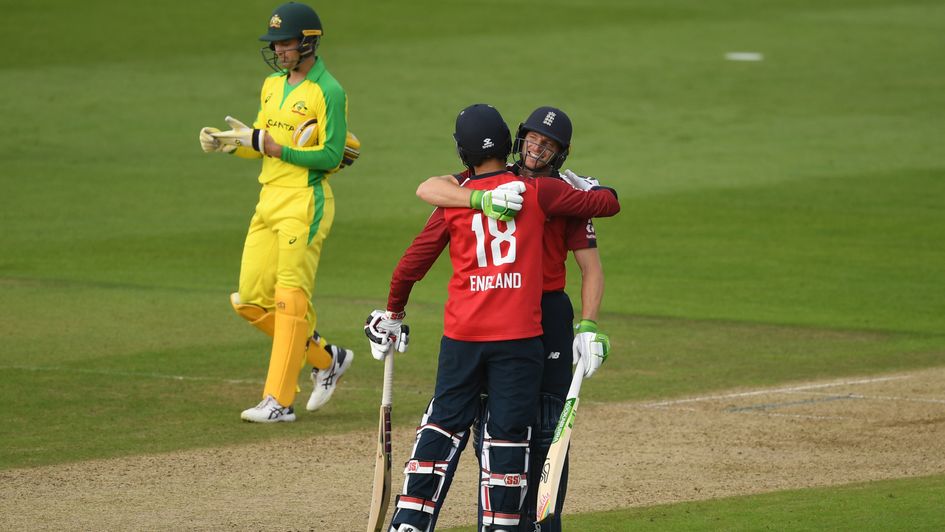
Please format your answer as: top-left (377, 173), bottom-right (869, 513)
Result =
top-left (536, 359), bottom-right (585, 523)
top-left (366, 354), bottom-right (394, 532)
top-left (366, 405), bottom-right (392, 531)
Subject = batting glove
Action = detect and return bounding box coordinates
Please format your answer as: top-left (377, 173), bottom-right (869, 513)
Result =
top-left (210, 116), bottom-right (267, 153)
top-left (470, 181), bottom-right (526, 222)
top-left (560, 169), bottom-right (600, 191)
top-left (365, 310), bottom-right (409, 360)
top-left (199, 127), bottom-right (236, 154)
top-left (572, 319), bottom-right (610, 378)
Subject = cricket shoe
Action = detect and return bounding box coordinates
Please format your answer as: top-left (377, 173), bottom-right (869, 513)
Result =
top-left (306, 344), bottom-right (354, 411)
top-left (241, 395), bottom-right (296, 423)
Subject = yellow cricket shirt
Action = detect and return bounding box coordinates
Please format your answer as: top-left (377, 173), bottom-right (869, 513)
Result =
top-left (235, 57), bottom-right (348, 187)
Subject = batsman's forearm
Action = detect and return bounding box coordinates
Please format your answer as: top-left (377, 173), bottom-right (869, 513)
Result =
top-left (387, 209), bottom-right (450, 313)
top-left (579, 268), bottom-right (603, 322)
top-left (574, 248), bottom-right (604, 322)
top-left (416, 175), bottom-right (468, 208)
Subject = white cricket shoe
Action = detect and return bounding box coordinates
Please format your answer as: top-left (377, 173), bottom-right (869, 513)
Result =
top-left (306, 344), bottom-right (353, 411)
top-left (241, 395), bottom-right (296, 423)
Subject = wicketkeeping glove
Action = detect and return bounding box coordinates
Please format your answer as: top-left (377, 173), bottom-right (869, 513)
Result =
top-left (210, 116), bottom-right (268, 153)
top-left (364, 309), bottom-right (409, 360)
top-left (199, 127), bottom-right (236, 154)
top-left (469, 181), bottom-right (526, 222)
top-left (560, 169), bottom-right (600, 191)
top-left (572, 319), bottom-right (610, 378)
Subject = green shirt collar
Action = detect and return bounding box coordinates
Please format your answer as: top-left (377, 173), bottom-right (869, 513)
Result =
top-left (305, 56), bottom-right (326, 83)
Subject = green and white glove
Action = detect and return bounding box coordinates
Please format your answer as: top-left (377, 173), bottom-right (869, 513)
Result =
top-left (469, 181), bottom-right (526, 222)
top-left (572, 319), bottom-right (610, 378)
top-left (199, 127), bottom-right (236, 154)
top-left (210, 116), bottom-right (268, 153)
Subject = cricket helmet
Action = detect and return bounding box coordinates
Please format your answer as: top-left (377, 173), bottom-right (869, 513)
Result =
top-left (453, 104), bottom-right (512, 169)
top-left (513, 106), bottom-right (572, 172)
top-left (260, 2), bottom-right (323, 71)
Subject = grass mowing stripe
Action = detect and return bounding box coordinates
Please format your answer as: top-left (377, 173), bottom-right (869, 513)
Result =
top-left (443, 475), bottom-right (945, 531)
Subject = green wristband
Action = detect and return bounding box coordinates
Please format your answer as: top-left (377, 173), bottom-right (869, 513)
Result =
top-left (469, 189), bottom-right (484, 210)
top-left (575, 319), bottom-right (598, 334)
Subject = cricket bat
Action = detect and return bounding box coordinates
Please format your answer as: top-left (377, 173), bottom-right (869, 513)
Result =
top-left (536, 358), bottom-right (586, 523)
top-left (366, 353), bottom-right (394, 532)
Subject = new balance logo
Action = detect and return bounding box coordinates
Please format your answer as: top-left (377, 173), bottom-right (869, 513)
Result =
top-left (548, 351), bottom-right (561, 360)
top-left (482, 138), bottom-right (495, 149)
top-left (543, 111), bottom-right (556, 126)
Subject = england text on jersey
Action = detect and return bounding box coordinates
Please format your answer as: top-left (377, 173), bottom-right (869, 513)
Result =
top-left (469, 272), bottom-right (522, 292)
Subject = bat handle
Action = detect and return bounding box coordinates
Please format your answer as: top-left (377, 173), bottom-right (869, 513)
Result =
top-left (569, 358), bottom-right (586, 399)
top-left (381, 353), bottom-right (394, 407)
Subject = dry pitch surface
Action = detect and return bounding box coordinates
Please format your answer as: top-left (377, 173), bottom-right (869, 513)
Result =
top-left (4, 367), bottom-right (945, 530)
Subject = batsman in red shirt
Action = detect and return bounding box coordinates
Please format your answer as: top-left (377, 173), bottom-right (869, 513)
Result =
top-left (364, 104), bottom-right (619, 532)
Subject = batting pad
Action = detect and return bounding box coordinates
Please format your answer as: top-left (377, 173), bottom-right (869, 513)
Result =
top-left (230, 292), bottom-right (275, 337)
top-left (263, 286), bottom-right (310, 406)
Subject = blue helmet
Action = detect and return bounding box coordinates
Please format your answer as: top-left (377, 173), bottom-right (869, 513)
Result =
top-left (453, 104), bottom-right (512, 169)
top-left (513, 106), bottom-right (572, 172)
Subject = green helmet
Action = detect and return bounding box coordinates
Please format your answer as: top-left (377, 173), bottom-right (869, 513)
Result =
top-left (260, 2), bottom-right (322, 42)
top-left (259, 3), bottom-right (323, 71)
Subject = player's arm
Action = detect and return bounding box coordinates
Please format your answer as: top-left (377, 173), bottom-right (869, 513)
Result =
top-left (387, 209), bottom-right (450, 314)
top-left (538, 178), bottom-right (620, 219)
top-left (573, 246), bottom-right (603, 323)
top-left (416, 174), bottom-right (526, 221)
top-left (232, 97), bottom-right (267, 160)
top-left (280, 84), bottom-right (347, 170)
top-left (572, 245), bottom-right (610, 379)
top-left (366, 209), bottom-right (449, 359)
top-left (416, 174), bottom-right (467, 207)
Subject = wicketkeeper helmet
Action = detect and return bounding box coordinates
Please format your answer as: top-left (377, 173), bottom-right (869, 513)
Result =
top-left (260, 2), bottom-right (323, 72)
top-left (513, 106), bottom-right (572, 172)
top-left (453, 104), bottom-right (512, 170)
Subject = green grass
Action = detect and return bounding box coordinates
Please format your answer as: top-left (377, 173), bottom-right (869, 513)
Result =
top-left (1, 0), bottom-right (944, 528)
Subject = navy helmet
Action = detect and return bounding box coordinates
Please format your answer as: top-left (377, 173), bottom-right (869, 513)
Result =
top-left (453, 104), bottom-right (512, 169)
top-left (513, 106), bottom-right (572, 172)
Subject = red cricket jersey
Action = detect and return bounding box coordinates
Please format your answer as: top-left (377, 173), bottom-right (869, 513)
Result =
top-left (388, 170), bottom-right (619, 342)
top-left (542, 210), bottom-right (597, 292)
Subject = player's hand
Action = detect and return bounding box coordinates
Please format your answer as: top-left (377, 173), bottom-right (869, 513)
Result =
top-left (210, 116), bottom-right (267, 153)
top-left (572, 319), bottom-right (610, 378)
top-left (470, 181), bottom-right (526, 221)
top-left (365, 310), bottom-right (409, 360)
top-left (560, 169), bottom-right (600, 191)
top-left (199, 127), bottom-right (236, 154)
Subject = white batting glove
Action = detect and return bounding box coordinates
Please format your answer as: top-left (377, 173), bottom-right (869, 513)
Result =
top-left (210, 116), bottom-right (268, 153)
top-left (560, 169), bottom-right (600, 191)
top-left (470, 181), bottom-right (526, 222)
top-left (199, 127), bottom-right (236, 154)
top-left (572, 319), bottom-right (610, 378)
top-left (365, 310), bottom-right (409, 360)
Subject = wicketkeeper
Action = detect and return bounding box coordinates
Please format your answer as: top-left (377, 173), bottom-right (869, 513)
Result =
top-left (198, 2), bottom-right (361, 422)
